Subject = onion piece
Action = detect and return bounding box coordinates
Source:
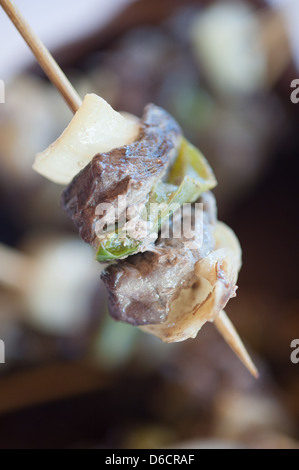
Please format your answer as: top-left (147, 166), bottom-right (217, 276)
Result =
top-left (33, 93), bottom-right (140, 185)
top-left (140, 221), bottom-right (242, 342)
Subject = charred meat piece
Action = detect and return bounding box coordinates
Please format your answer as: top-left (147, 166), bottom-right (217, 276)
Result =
top-left (101, 193), bottom-right (216, 326)
top-left (61, 104), bottom-right (182, 247)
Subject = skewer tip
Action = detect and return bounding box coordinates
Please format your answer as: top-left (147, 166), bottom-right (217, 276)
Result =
top-left (214, 310), bottom-right (259, 379)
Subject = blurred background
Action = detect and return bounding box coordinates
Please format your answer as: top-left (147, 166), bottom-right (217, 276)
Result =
top-left (0, 0), bottom-right (298, 449)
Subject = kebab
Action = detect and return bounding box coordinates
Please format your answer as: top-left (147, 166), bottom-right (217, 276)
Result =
top-left (0, 0), bottom-right (258, 377)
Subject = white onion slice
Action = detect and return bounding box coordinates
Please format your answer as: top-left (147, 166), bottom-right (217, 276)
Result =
top-left (140, 222), bottom-right (242, 343)
top-left (33, 93), bottom-right (140, 185)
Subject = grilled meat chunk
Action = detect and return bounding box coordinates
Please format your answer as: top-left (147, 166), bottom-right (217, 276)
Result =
top-left (101, 193), bottom-right (216, 325)
top-left (61, 104), bottom-right (182, 247)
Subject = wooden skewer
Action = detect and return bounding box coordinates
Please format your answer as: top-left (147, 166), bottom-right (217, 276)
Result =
top-left (214, 310), bottom-right (259, 379)
top-left (0, 0), bottom-right (82, 114)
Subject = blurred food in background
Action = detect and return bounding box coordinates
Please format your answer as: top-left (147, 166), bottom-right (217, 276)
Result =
top-left (0, 0), bottom-right (298, 449)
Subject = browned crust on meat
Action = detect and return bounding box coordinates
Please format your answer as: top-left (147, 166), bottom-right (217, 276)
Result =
top-left (61, 104), bottom-right (182, 247)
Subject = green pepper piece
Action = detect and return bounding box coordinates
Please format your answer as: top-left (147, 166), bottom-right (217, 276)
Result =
top-left (96, 233), bottom-right (141, 262)
top-left (168, 137), bottom-right (217, 190)
top-left (96, 138), bottom-right (217, 261)
top-left (148, 175), bottom-right (210, 235)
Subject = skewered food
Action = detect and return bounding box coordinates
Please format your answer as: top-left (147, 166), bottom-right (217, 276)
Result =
top-left (36, 94), bottom-right (241, 346)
